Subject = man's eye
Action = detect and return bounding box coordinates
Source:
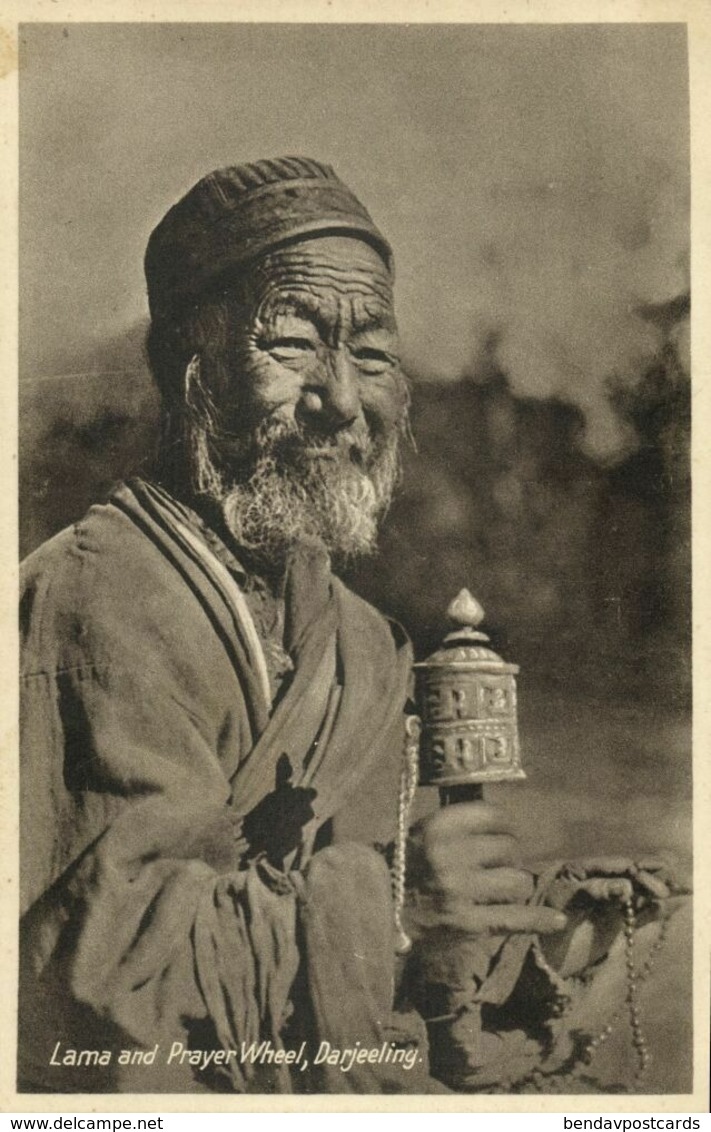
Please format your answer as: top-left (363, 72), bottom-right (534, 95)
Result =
top-left (350, 347), bottom-right (396, 374)
top-left (266, 337), bottom-right (317, 360)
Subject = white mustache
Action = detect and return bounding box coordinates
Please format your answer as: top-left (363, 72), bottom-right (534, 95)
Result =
top-left (252, 417), bottom-right (374, 466)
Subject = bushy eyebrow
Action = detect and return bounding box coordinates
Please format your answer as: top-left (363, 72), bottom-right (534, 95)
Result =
top-left (350, 311), bottom-right (398, 336)
top-left (265, 294), bottom-right (321, 324)
top-left (261, 293), bottom-right (397, 337)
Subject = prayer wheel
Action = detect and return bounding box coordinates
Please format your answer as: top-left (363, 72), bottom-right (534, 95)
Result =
top-left (403, 591), bottom-right (528, 1086)
top-left (413, 588), bottom-right (525, 802)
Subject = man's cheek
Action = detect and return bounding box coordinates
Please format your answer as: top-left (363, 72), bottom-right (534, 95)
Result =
top-left (243, 351), bottom-right (303, 417)
top-left (361, 373), bottom-right (409, 433)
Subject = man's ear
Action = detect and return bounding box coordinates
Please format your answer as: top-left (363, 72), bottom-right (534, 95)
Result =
top-left (184, 354), bottom-right (202, 402)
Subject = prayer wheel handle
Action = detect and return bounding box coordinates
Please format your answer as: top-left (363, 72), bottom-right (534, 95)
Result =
top-left (393, 590), bottom-right (525, 955)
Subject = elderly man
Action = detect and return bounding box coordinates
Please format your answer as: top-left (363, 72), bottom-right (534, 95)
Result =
top-left (19, 157), bottom-right (677, 1095)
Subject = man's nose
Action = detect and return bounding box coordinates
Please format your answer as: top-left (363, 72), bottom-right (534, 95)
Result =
top-left (300, 349), bottom-right (361, 429)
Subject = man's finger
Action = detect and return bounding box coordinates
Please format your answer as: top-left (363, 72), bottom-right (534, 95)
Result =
top-left (437, 867), bottom-right (535, 906)
top-left (438, 903), bottom-right (568, 936)
top-left (635, 870), bottom-right (672, 900)
top-left (573, 877), bottom-right (634, 902)
top-left (422, 803), bottom-right (517, 842)
top-left (570, 856), bottom-right (638, 877)
top-left (428, 833), bottom-right (520, 876)
top-left (635, 856), bottom-right (671, 874)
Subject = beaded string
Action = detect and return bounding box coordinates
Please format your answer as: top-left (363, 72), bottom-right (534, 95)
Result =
top-left (389, 714), bottom-right (670, 1090)
top-left (582, 897), bottom-right (669, 1081)
top-left (624, 898), bottom-right (651, 1079)
top-left (531, 938), bottom-right (573, 1018)
top-left (533, 895), bottom-right (669, 1088)
top-left (392, 715), bottom-right (421, 955)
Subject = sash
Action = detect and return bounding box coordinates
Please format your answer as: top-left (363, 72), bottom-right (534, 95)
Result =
top-left (115, 480), bottom-right (411, 849)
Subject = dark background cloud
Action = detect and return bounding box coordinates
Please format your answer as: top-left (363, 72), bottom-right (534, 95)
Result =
top-left (20, 23), bottom-right (689, 455)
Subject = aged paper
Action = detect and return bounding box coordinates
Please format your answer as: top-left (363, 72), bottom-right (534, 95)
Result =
top-left (2, 0), bottom-right (709, 1115)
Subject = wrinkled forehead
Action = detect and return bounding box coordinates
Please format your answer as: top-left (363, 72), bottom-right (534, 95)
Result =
top-left (245, 235), bottom-right (397, 330)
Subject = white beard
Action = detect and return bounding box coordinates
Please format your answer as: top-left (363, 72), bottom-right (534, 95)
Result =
top-left (215, 417), bottom-right (402, 566)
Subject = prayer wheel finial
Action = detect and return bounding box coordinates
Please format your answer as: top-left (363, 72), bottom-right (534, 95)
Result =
top-left (446, 588), bottom-right (486, 631)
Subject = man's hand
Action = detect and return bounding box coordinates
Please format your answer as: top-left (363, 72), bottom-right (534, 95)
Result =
top-left (535, 855), bottom-right (688, 977)
top-left (539, 855), bottom-right (687, 909)
top-left (406, 802), bottom-right (568, 939)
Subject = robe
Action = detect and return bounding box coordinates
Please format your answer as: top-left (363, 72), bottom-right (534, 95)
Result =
top-left (19, 479), bottom-right (688, 1096)
top-left (19, 479), bottom-right (434, 1094)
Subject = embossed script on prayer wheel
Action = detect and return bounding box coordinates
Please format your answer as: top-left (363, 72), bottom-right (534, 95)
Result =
top-left (414, 589), bottom-right (525, 787)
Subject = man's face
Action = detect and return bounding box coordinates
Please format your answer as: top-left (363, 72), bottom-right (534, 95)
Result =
top-left (194, 235), bottom-right (408, 563)
top-left (232, 234), bottom-right (406, 460)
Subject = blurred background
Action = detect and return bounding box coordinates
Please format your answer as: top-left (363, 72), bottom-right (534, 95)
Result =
top-left (19, 23), bottom-right (691, 1088)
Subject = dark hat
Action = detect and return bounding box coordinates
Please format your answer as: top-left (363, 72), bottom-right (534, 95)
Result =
top-left (145, 156), bottom-right (393, 321)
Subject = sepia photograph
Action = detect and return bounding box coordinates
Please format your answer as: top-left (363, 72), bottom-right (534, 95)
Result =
top-left (13, 13), bottom-right (698, 1105)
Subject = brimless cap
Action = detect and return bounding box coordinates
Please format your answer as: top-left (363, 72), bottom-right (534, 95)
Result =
top-left (145, 156), bottom-right (393, 321)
